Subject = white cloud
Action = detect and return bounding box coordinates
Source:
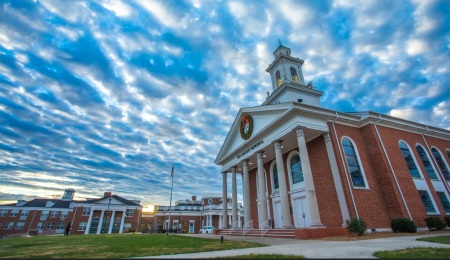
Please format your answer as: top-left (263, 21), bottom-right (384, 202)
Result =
top-left (406, 39), bottom-right (429, 56)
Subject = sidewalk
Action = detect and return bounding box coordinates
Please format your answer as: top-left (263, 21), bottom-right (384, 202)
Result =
top-left (132, 232), bottom-right (450, 259)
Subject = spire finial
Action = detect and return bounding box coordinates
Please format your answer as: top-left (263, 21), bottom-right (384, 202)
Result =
top-left (278, 39), bottom-right (282, 46)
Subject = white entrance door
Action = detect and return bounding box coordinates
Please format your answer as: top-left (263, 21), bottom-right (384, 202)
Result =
top-left (273, 200), bottom-right (282, 228)
top-left (293, 197), bottom-right (310, 228)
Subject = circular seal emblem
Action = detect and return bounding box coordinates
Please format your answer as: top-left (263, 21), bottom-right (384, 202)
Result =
top-left (240, 114), bottom-right (253, 140)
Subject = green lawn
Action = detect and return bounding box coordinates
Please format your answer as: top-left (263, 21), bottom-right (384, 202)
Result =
top-left (374, 236), bottom-right (450, 259)
top-left (0, 233), bottom-right (266, 259)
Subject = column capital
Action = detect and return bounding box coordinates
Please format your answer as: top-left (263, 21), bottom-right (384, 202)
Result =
top-left (221, 171), bottom-right (228, 175)
top-left (256, 150), bottom-right (265, 154)
top-left (231, 166), bottom-right (237, 172)
top-left (242, 158), bottom-right (250, 163)
top-left (322, 131), bottom-right (331, 143)
top-left (294, 126), bottom-right (305, 137)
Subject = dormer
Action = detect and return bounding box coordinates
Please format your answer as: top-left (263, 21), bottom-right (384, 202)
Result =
top-left (16, 199), bottom-right (27, 206)
top-left (62, 188), bottom-right (75, 201)
top-left (46, 201), bottom-right (55, 207)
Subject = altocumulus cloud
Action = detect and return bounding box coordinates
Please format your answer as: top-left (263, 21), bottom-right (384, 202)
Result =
top-left (0, 0), bottom-right (449, 207)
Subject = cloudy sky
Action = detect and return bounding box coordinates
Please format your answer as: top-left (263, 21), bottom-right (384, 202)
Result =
top-left (1, 0), bottom-right (449, 210)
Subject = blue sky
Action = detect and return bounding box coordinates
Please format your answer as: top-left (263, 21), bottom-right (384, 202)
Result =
top-left (0, 0), bottom-right (449, 210)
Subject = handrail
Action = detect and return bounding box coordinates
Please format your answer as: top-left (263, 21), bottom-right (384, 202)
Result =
top-left (260, 219), bottom-right (272, 237)
top-left (242, 220), bottom-right (253, 236)
top-left (230, 221), bottom-right (239, 231)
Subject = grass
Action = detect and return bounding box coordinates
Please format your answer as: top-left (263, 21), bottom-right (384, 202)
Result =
top-left (0, 233), bottom-right (266, 259)
top-left (374, 236), bottom-right (450, 259)
top-left (216, 254), bottom-right (304, 258)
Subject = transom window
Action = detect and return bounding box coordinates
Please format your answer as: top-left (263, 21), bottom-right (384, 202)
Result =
top-left (273, 162), bottom-right (279, 190)
top-left (416, 145), bottom-right (438, 180)
top-left (437, 192), bottom-right (450, 214)
top-left (418, 190), bottom-right (436, 213)
top-left (432, 148), bottom-right (450, 180)
top-left (399, 141), bottom-right (421, 178)
top-left (290, 154), bottom-right (304, 184)
top-left (342, 138), bottom-right (366, 188)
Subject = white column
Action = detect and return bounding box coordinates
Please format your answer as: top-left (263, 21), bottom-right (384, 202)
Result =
top-left (323, 132), bottom-right (350, 225)
top-left (275, 140), bottom-right (293, 228)
top-left (219, 215), bottom-right (222, 229)
top-left (119, 211), bottom-right (126, 233)
top-left (231, 166), bottom-right (238, 228)
top-left (242, 159), bottom-right (252, 228)
top-left (84, 208), bottom-right (94, 234)
top-left (295, 127), bottom-right (323, 227)
top-left (97, 210), bottom-right (105, 234)
top-left (256, 150), bottom-right (269, 228)
top-left (108, 211), bottom-right (116, 234)
top-left (222, 172), bottom-right (228, 229)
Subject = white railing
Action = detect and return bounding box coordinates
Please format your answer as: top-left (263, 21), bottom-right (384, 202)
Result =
top-left (242, 220), bottom-right (253, 236)
top-left (230, 221), bottom-right (239, 231)
top-left (260, 219), bottom-right (272, 237)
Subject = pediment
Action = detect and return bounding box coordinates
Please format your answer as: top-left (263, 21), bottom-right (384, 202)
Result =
top-left (94, 198), bottom-right (124, 206)
top-left (215, 104), bottom-right (291, 165)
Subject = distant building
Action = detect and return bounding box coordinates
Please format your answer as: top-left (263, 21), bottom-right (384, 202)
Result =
top-left (151, 194), bottom-right (244, 233)
top-left (0, 189), bottom-right (142, 238)
top-left (215, 44), bottom-right (450, 239)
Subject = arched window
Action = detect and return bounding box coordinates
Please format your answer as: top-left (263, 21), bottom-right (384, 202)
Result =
top-left (276, 71), bottom-right (282, 87)
top-left (290, 67), bottom-right (299, 83)
top-left (399, 141), bottom-right (421, 178)
top-left (342, 137), bottom-right (367, 188)
top-left (432, 148), bottom-right (450, 180)
top-left (273, 162), bottom-right (279, 190)
top-left (290, 154), bottom-right (304, 184)
top-left (416, 145), bottom-right (438, 180)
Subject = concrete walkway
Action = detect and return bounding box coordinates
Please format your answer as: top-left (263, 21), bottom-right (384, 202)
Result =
top-left (132, 232), bottom-right (450, 259)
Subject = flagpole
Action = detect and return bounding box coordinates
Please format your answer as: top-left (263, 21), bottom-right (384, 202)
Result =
top-left (167, 165), bottom-right (174, 235)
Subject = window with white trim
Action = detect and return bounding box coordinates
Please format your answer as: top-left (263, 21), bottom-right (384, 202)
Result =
top-left (37, 222), bottom-right (44, 230)
top-left (272, 161), bottom-right (279, 190)
top-left (4, 222), bottom-right (14, 229)
top-left (40, 210), bottom-right (49, 220)
top-left (20, 210), bottom-right (29, 220)
top-left (50, 211), bottom-right (58, 218)
top-left (60, 211), bottom-right (68, 219)
top-left (290, 153), bottom-right (304, 184)
top-left (416, 145), bottom-right (438, 180)
top-left (15, 222), bottom-right (25, 230)
top-left (437, 192), bottom-right (450, 214)
top-left (46, 222), bottom-right (55, 229)
top-left (57, 222), bottom-right (64, 230)
top-left (78, 222), bottom-right (87, 231)
top-left (125, 209), bottom-right (134, 217)
top-left (82, 207), bottom-right (91, 216)
top-left (418, 190), bottom-right (437, 214)
top-left (342, 137), bottom-right (367, 188)
top-left (0, 209), bottom-right (8, 217)
top-left (10, 209), bottom-right (19, 217)
top-left (399, 141), bottom-right (421, 178)
top-left (123, 223), bottom-right (132, 232)
top-left (432, 148), bottom-right (450, 180)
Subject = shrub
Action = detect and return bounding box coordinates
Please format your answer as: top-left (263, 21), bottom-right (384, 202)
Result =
top-left (444, 216), bottom-right (450, 227)
top-left (345, 217), bottom-right (367, 236)
top-left (391, 218), bottom-right (417, 233)
top-left (424, 217), bottom-right (446, 231)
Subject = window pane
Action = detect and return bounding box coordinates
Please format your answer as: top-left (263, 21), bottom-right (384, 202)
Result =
top-left (273, 163), bottom-right (279, 190)
top-left (432, 148), bottom-right (450, 180)
top-left (290, 154), bottom-right (304, 184)
top-left (418, 190), bottom-right (436, 213)
top-left (342, 138), bottom-right (366, 188)
top-left (416, 146), bottom-right (438, 180)
top-left (399, 142), bottom-right (421, 178)
top-left (437, 192), bottom-right (450, 213)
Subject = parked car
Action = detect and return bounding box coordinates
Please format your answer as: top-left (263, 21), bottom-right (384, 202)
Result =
top-left (199, 226), bottom-right (216, 234)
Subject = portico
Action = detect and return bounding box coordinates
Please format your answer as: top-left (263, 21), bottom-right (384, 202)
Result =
top-left (215, 44), bottom-right (350, 233)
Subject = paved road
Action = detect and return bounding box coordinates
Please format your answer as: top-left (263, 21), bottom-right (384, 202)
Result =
top-left (131, 232), bottom-right (450, 259)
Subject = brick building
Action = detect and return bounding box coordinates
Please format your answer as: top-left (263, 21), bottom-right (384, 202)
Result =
top-left (0, 189), bottom-right (142, 237)
top-left (215, 44), bottom-right (450, 239)
top-left (151, 194), bottom-right (243, 234)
